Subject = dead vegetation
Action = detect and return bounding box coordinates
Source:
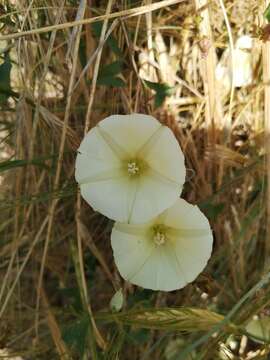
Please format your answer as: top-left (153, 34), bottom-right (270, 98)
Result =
top-left (0, 0), bottom-right (269, 359)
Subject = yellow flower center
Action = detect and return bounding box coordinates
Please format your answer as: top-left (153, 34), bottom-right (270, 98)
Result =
top-left (154, 231), bottom-right (166, 246)
top-left (152, 225), bottom-right (168, 246)
top-left (127, 161), bottom-right (140, 175)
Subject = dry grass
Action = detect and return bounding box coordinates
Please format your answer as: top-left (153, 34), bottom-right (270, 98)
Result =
top-left (0, 0), bottom-right (269, 359)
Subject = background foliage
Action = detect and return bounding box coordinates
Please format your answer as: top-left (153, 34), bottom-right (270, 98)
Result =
top-left (0, 0), bottom-right (269, 359)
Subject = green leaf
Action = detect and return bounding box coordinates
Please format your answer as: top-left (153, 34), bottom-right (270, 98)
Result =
top-left (97, 61), bottom-right (126, 87)
top-left (0, 158), bottom-right (48, 173)
top-left (264, 3), bottom-right (270, 23)
top-left (0, 153), bottom-right (63, 173)
top-left (99, 61), bottom-right (123, 77)
top-left (0, 54), bottom-right (12, 102)
top-left (144, 80), bottom-right (174, 108)
top-left (200, 203), bottom-right (225, 220)
top-left (0, 183), bottom-right (77, 211)
top-left (97, 76), bottom-right (125, 87)
top-left (107, 36), bottom-right (123, 57)
top-left (92, 21), bottom-right (123, 56)
top-left (127, 288), bottom-right (154, 308)
top-left (127, 328), bottom-right (150, 345)
top-left (62, 315), bottom-right (90, 356)
top-left (58, 287), bottom-right (84, 313)
top-left (79, 40), bottom-right (87, 68)
top-left (103, 328), bottom-right (125, 359)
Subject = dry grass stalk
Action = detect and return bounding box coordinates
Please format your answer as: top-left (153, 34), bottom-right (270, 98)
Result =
top-left (0, 0), bottom-right (186, 41)
top-left (40, 286), bottom-right (71, 359)
top-left (0, 0), bottom-right (269, 358)
top-left (263, 0), bottom-right (270, 265)
top-left (34, 0), bottom-right (89, 342)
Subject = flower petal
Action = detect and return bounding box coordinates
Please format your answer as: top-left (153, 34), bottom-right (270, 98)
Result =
top-left (128, 172), bottom-right (182, 224)
top-left (164, 199), bottom-right (213, 283)
top-left (160, 242), bottom-right (188, 290)
top-left (112, 226), bottom-right (188, 291)
top-left (138, 125), bottom-right (186, 188)
top-left (80, 177), bottom-right (134, 222)
top-left (75, 114), bottom-right (187, 223)
top-left (128, 249), bottom-right (160, 290)
top-left (167, 227), bottom-right (210, 238)
top-left (163, 198), bottom-right (211, 231)
top-left (76, 127), bottom-right (120, 162)
top-left (172, 238), bottom-right (211, 283)
top-left (75, 127), bottom-right (122, 185)
top-left (114, 222), bottom-right (151, 237)
top-left (77, 168), bottom-right (124, 185)
top-left (98, 113), bottom-right (161, 157)
top-left (96, 124), bottom-right (130, 160)
top-left (111, 198), bottom-right (213, 291)
top-left (111, 228), bottom-right (155, 282)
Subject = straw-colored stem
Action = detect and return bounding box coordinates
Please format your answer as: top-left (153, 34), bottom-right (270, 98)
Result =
top-left (263, 0), bottom-right (270, 265)
top-left (0, 0), bottom-right (184, 41)
top-left (35, 1), bottom-right (87, 336)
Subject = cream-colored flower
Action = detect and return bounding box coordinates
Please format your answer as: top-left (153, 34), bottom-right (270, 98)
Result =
top-left (75, 114), bottom-right (186, 223)
top-left (233, 35), bottom-right (253, 87)
top-left (111, 198), bottom-right (213, 291)
top-left (216, 35), bottom-right (253, 96)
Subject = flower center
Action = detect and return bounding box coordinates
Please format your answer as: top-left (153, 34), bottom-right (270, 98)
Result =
top-left (152, 225), bottom-right (168, 246)
top-left (154, 231), bottom-right (166, 246)
top-left (127, 161), bottom-right (140, 176)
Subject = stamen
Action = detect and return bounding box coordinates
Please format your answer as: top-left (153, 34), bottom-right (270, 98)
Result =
top-left (154, 232), bottom-right (166, 246)
top-left (127, 161), bottom-right (140, 175)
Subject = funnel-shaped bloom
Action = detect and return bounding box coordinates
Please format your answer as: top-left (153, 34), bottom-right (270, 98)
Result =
top-left (75, 114), bottom-right (186, 223)
top-left (111, 198), bottom-right (213, 291)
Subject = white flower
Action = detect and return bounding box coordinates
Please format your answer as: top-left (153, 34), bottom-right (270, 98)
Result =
top-left (75, 114), bottom-right (186, 223)
top-left (111, 198), bottom-right (213, 291)
top-left (216, 35), bottom-right (253, 94)
top-left (233, 35), bottom-right (253, 87)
